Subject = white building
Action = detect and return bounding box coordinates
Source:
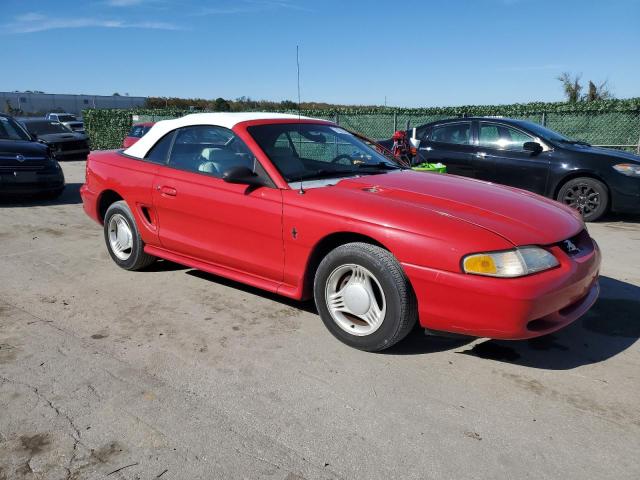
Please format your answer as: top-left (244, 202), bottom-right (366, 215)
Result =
top-left (1, 91), bottom-right (147, 116)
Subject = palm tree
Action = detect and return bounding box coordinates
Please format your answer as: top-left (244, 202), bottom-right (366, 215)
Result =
top-left (558, 72), bottom-right (582, 103)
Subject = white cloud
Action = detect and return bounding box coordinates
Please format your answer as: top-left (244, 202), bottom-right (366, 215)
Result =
top-left (105, 0), bottom-right (147, 6)
top-left (3, 13), bottom-right (182, 34)
top-left (199, 0), bottom-right (310, 15)
top-left (15, 13), bottom-right (46, 22)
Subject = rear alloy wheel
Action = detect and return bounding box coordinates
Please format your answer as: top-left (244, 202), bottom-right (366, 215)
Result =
top-left (103, 201), bottom-right (156, 270)
top-left (314, 242), bottom-right (417, 352)
top-left (557, 177), bottom-right (608, 222)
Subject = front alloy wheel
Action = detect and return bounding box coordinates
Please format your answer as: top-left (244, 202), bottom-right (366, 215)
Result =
top-left (325, 264), bottom-right (387, 336)
top-left (557, 177), bottom-right (608, 222)
top-left (314, 242), bottom-right (417, 351)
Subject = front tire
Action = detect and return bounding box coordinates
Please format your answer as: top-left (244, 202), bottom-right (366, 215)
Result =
top-left (314, 242), bottom-right (417, 352)
top-left (103, 200), bottom-right (155, 270)
top-left (557, 177), bottom-right (608, 222)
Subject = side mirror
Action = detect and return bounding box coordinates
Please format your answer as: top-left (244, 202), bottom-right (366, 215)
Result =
top-left (523, 141), bottom-right (543, 155)
top-left (222, 166), bottom-right (264, 186)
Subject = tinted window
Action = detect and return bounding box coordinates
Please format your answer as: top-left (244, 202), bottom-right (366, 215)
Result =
top-left (479, 123), bottom-right (534, 151)
top-left (24, 121), bottom-right (71, 135)
top-left (57, 115), bottom-right (77, 122)
top-left (167, 125), bottom-right (256, 177)
top-left (430, 122), bottom-right (471, 145)
top-left (145, 132), bottom-right (174, 164)
top-left (0, 116), bottom-right (31, 141)
top-left (416, 126), bottom-right (431, 141)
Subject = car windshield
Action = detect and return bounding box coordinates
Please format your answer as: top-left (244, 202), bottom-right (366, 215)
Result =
top-left (0, 116), bottom-right (31, 141)
top-left (25, 121), bottom-right (72, 135)
top-left (515, 120), bottom-right (577, 143)
top-left (57, 115), bottom-right (77, 122)
top-left (248, 123), bottom-right (403, 182)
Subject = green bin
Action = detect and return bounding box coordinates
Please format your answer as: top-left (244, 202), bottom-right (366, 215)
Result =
top-left (411, 162), bottom-right (447, 174)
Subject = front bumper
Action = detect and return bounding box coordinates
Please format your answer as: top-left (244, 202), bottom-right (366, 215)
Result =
top-left (610, 174), bottom-right (640, 214)
top-left (0, 171), bottom-right (65, 195)
top-left (54, 148), bottom-right (90, 161)
top-left (402, 240), bottom-right (601, 339)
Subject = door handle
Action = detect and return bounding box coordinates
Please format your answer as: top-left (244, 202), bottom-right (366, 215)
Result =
top-left (158, 186), bottom-right (177, 196)
top-left (475, 152), bottom-right (487, 158)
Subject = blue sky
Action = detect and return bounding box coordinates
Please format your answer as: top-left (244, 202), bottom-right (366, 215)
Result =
top-left (2, 0), bottom-right (639, 107)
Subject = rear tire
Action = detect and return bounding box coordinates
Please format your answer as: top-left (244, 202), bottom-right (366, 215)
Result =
top-left (557, 177), bottom-right (608, 222)
top-left (314, 242), bottom-right (417, 352)
top-left (103, 200), bottom-right (156, 270)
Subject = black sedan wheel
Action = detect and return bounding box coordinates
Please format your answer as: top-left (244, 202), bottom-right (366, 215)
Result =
top-left (557, 177), bottom-right (608, 222)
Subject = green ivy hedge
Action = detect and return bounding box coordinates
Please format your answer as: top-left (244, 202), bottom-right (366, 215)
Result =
top-left (83, 108), bottom-right (191, 150)
top-left (83, 97), bottom-right (640, 150)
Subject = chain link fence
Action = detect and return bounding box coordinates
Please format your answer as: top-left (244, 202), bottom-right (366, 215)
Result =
top-left (133, 110), bottom-right (640, 153)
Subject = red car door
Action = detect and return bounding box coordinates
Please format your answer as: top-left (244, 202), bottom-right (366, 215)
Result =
top-left (152, 125), bottom-right (284, 284)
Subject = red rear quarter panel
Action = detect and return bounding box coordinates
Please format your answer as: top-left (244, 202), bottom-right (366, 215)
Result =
top-left (81, 150), bottom-right (159, 245)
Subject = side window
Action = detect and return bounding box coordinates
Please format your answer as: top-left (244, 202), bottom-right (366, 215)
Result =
top-left (145, 132), bottom-right (174, 164)
top-left (479, 123), bottom-right (534, 151)
top-left (478, 124), bottom-right (501, 148)
top-left (168, 125), bottom-right (255, 178)
top-left (430, 123), bottom-right (471, 145)
top-left (501, 126), bottom-right (534, 151)
top-left (416, 126), bottom-right (431, 142)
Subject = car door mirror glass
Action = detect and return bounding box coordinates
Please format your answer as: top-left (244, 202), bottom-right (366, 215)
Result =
top-left (523, 141), bottom-right (543, 154)
top-left (222, 166), bottom-right (264, 186)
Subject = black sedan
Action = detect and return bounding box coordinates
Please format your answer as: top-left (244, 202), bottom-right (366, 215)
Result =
top-left (0, 114), bottom-right (65, 199)
top-left (20, 118), bottom-right (90, 161)
top-left (381, 117), bottom-right (640, 221)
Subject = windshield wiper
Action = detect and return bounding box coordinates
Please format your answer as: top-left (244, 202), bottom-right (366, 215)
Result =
top-left (287, 169), bottom-right (360, 182)
top-left (357, 162), bottom-right (403, 171)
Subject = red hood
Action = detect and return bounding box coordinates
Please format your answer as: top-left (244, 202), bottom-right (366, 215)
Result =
top-left (334, 171), bottom-right (583, 246)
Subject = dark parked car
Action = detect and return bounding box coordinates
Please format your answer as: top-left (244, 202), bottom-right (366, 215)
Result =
top-left (21, 119), bottom-right (90, 161)
top-left (381, 118), bottom-right (640, 221)
top-left (46, 112), bottom-right (85, 133)
top-left (0, 114), bottom-right (65, 199)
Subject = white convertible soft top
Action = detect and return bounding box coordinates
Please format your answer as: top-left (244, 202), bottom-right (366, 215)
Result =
top-left (124, 112), bottom-right (321, 159)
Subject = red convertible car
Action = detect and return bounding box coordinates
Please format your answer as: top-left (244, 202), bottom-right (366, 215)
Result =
top-left (122, 122), bottom-right (155, 148)
top-left (81, 113), bottom-right (600, 351)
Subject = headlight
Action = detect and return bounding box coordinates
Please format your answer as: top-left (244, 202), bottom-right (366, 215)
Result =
top-left (613, 163), bottom-right (640, 177)
top-left (462, 247), bottom-right (559, 278)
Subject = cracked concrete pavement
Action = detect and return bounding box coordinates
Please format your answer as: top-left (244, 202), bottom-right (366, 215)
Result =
top-left (1, 161), bottom-right (639, 479)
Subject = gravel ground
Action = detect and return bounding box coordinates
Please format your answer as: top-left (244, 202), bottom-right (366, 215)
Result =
top-left (1, 160), bottom-right (639, 480)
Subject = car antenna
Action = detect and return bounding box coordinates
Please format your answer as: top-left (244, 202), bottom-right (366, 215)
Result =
top-left (296, 45), bottom-right (305, 195)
